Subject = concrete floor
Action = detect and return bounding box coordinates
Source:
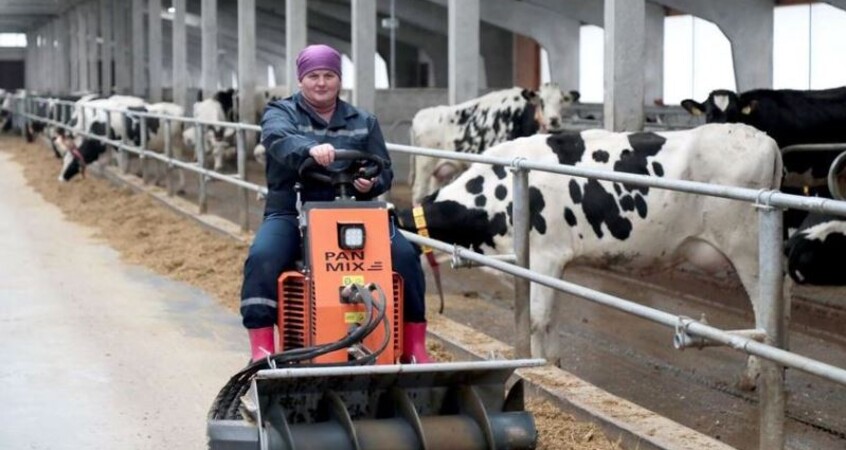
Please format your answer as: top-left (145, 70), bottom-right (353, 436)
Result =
top-left (0, 152), bottom-right (247, 449)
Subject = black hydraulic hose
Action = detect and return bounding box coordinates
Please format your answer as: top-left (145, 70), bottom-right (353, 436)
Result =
top-left (211, 283), bottom-right (392, 420)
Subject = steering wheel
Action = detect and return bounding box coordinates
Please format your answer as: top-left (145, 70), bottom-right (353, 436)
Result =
top-left (298, 149), bottom-right (388, 199)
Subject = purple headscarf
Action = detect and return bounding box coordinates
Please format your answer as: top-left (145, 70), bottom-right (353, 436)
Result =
top-left (296, 44), bottom-right (342, 81)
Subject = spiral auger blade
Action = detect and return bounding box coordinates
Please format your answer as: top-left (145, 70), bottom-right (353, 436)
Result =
top-left (207, 359), bottom-right (545, 450)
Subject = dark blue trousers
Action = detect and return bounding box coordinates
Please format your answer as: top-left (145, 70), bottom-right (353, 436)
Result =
top-left (240, 212), bottom-right (426, 329)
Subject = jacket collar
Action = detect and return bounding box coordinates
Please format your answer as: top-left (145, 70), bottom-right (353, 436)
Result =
top-left (294, 91), bottom-right (358, 129)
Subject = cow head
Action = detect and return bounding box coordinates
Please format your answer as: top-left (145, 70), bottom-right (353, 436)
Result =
top-left (536, 84), bottom-right (578, 132)
top-left (681, 90), bottom-right (759, 124)
top-left (58, 121), bottom-right (108, 182)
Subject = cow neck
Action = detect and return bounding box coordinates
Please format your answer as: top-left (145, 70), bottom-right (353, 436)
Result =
top-left (303, 97), bottom-right (337, 124)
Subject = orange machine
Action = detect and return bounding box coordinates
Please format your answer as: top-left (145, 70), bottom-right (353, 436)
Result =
top-left (208, 150), bottom-right (540, 450)
top-left (277, 203), bottom-right (402, 365)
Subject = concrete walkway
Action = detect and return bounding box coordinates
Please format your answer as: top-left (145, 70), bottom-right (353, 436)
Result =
top-left (0, 152), bottom-right (247, 449)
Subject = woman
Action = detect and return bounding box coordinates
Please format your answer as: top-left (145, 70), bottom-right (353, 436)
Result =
top-left (240, 44), bottom-right (431, 364)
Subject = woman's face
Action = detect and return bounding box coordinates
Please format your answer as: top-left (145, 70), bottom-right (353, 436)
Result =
top-left (298, 70), bottom-right (341, 107)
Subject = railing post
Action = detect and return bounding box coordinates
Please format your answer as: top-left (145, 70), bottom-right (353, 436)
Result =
top-left (511, 165), bottom-right (532, 358)
top-left (80, 104), bottom-right (86, 134)
top-left (196, 123), bottom-right (208, 214)
top-left (757, 201), bottom-right (787, 450)
top-left (120, 123), bottom-right (129, 174)
top-left (20, 96), bottom-right (28, 139)
top-left (164, 119), bottom-right (174, 196)
top-left (140, 116), bottom-right (148, 184)
top-left (104, 110), bottom-right (113, 168)
top-left (236, 127), bottom-right (249, 232)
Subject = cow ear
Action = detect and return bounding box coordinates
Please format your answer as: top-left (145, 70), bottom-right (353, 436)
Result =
top-left (569, 90), bottom-right (581, 103)
top-left (521, 89), bottom-right (538, 102)
top-left (741, 100), bottom-right (758, 115)
top-left (681, 99), bottom-right (705, 116)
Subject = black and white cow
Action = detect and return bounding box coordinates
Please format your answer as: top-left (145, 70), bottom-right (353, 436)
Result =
top-left (409, 84), bottom-right (578, 204)
top-left (57, 95), bottom-right (146, 182)
top-left (786, 213), bottom-right (846, 286)
top-left (183, 97), bottom-right (235, 171)
top-left (122, 102), bottom-right (188, 189)
top-left (397, 123), bottom-right (782, 370)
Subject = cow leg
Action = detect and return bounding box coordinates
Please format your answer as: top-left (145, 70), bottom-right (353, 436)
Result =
top-left (528, 255), bottom-right (567, 363)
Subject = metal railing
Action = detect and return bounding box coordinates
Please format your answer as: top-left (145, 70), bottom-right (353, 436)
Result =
top-left (9, 93), bottom-right (846, 449)
top-left (19, 96), bottom-right (265, 232)
top-left (563, 102), bottom-right (705, 131)
top-left (386, 142), bottom-right (846, 450)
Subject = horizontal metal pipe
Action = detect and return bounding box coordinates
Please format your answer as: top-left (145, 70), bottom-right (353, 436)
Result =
top-left (400, 230), bottom-right (846, 387)
top-left (256, 359), bottom-right (546, 379)
top-left (24, 112), bottom-right (268, 195)
top-left (387, 143), bottom-right (846, 217)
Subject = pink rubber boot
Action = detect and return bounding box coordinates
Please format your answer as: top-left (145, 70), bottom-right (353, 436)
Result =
top-left (248, 327), bottom-right (276, 362)
top-left (400, 322), bottom-right (433, 364)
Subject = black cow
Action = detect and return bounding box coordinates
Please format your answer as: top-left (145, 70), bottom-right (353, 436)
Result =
top-left (683, 87), bottom-right (846, 240)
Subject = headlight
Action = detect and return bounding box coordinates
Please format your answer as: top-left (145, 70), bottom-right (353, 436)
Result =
top-left (338, 223), bottom-right (365, 250)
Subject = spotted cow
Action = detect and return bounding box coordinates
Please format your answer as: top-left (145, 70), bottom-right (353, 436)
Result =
top-left (183, 97), bottom-right (235, 171)
top-left (409, 84), bottom-right (578, 204)
top-left (786, 213), bottom-right (846, 286)
top-left (121, 102), bottom-right (188, 190)
top-left (397, 123), bottom-right (783, 377)
top-left (57, 95), bottom-right (146, 181)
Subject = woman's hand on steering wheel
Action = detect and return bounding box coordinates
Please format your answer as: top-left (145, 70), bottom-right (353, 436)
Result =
top-left (353, 176), bottom-right (376, 193)
top-left (309, 143), bottom-right (335, 166)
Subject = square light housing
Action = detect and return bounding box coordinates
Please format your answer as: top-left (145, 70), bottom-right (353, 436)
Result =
top-left (338, 223), bottom-right (365, 250)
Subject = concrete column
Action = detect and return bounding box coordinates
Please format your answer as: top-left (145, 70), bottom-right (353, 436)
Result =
top-left (238, 0), bottom-right (257, 123)
top-left (285, 0), bottom-right (307, 89)
top-left (148, 0), bottom-right (163, 102)
top-left (69, 10), bottom-right (79, 92)
top-left (100, 0), bottom-right (113, 94)
top-left (480, 24), bottom-right (513, 88)
top-left (131, 0), bottom-right (146, 98)
top-left (46, 24), bottom-right (56, 93)
top-left (46, 22), bottom-right (55, 93)
top-left (541, 17), bottom-right (579, 92)
top-left (352, 0), bottom-right (376, 112)
top-left (114, 0), bottom-right (131, 94)
top-left (724, 9), bottom-right (772, 90)
top-left (88, 2), bottom-right (100, 93)
top-left (448, 0), bottom-right (479, 104)
top-left (603, 0), bottom-right (645, 132)
top-left (173, 0), bottom-right (188, 111)
top-left (78, 7), bottom-right (89, 92)
top-left (201, 0), bottom-right (219, 97)
top-left (643, 2), bottom-right (664, 105)
top-left (651, 0), bottom-right (773, 91)
top-left (24, 32), bottom-right (34, 91)
top-left (37, 29), bottom-right (45, 92)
